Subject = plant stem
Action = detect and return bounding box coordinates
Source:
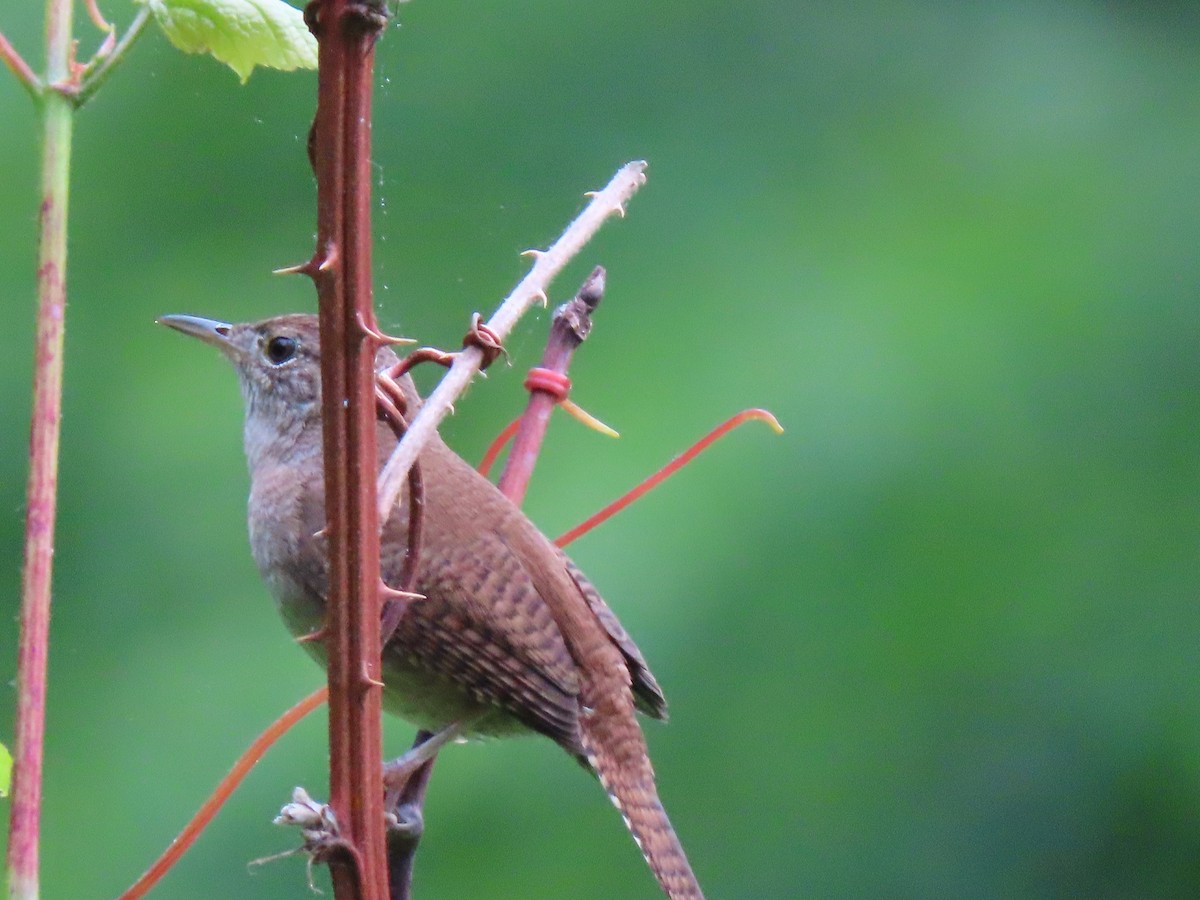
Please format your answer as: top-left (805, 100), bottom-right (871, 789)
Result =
top-left (116, 688), bottom-right (329, 900)
top-left (7, 0), bottom-right (75, 894)
top-left (73, 6), bottom-right (151, 108)
top-left (496, 266), bottom-right (605, 506)
top-left (0, 29), bottom-right (42, 99)
top-left (376, 160), bottom-right (647, 524)
top-left (307, 0), bottom-right (391, 896)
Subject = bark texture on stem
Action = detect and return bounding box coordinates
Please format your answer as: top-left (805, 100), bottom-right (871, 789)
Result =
top-left (7, 0), bottom-right (75, 895)
top-left (306, 0), bottom-right (390, 897)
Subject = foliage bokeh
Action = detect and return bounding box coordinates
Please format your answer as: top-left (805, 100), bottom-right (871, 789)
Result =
top-left (2, 1), bottom-right (1199, 897)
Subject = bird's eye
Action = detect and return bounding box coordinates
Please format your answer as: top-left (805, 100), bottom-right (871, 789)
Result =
top-left (265, 335), bottom-right (297, 365)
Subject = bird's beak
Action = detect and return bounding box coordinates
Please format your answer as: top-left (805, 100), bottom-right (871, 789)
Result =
top-left (157, 315), bottom-right (240, 358)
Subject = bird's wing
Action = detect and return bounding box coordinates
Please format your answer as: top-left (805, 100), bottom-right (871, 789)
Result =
top-left (561, 556), bottom-right (668, 721)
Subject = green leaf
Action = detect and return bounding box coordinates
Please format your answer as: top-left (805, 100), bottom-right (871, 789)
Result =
top-left (139, 0), bottom-right (317, 82)
top-left (0, 741), bottom-right (11, 798)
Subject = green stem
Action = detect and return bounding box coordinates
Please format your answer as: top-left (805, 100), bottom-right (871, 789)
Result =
top-left (6, 0), bottom-right (74, 896)
top-left (73, 6), bottom-right (152, 109)
top-left (0, 29), bottom-right (42, 99)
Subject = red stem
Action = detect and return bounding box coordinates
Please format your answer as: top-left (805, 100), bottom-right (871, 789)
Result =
top-left (477, 417), bottom-right (521, 478)
top-left (308, 1), bottom-right (390, 897)
top-left (554, 408), bottom-right (783, 548)
top-left (496, 267), bottom-right (604, 505)
top-left (6, 1), bottom-right (75, 895)
top-left (116, 688), bottom-right (329, 900)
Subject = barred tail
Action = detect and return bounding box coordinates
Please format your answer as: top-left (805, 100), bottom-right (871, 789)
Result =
top-left (579, 688), bottom-right (704, 899)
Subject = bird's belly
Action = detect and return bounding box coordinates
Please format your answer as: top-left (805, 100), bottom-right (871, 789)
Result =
top-left (263, 567), bottom-right (527, 738)
top-left (380, 647), bottom-right (529, 738)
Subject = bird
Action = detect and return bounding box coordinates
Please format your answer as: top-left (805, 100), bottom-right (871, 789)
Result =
top-left (158, 313), bottom-right (704, 899)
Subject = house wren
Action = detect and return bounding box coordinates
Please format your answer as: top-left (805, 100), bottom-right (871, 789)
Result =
top-left (158, 314), bottom-right (703, 899)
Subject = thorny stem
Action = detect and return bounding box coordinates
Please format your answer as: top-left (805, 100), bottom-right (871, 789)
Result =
top-left (376, 160), bottom-right (648, 524)
top-left (6, 0), bottom-right (74, 897)
top-left (306, 0), bottom-right (392, 895)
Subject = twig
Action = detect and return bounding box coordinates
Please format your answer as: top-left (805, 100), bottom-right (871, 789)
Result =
top-left (83, 0), bottom-right (111, 32)
top-left (6, 0), bottom-right (75, 896)
top-left (554, 408), bottom-right (784, 548)
top-left (496, 266), bottom-right (605, 506)
top-left (476, 418), bottom-right (522, 478)
top-left (116, 688), bottom-right (329, 900)
top-left (73, 6), bottom-right (151, 108)
top-left (373, 380), bottom-right (425, 648)
top-left (0, 29), bottom-right (42, 100)
top-left (376, 160), bottom-right (647, 523)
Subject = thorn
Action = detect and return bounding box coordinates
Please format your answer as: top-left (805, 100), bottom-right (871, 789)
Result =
top-left (611, 203), bottom-right (628, 219)
top-left (295, 626), bottom-right (327, 645)
top-left (312, 526), bottom-right (328, 539)
top-left (532, 288), bottom-right (549, 308)
top-left (560, 399), bottom-right (620, 438)
top-left (272, 261), bottom-right (313, 277)
top-left (520, 248), bottom-right (544, 259)
top-left (583, 190), bottom-right (599, 199)
top-left (357, 312), bottom-right (416, 346)
top-left (362, 664), bottom-right (385, 689)
top-left (380, 582), bottom-right (425, 603)
top-left (317, 244), bottom-right (339, 272)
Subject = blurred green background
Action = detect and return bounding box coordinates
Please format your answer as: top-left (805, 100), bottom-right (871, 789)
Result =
top-left (3, 1), bottom-right (1199, 897)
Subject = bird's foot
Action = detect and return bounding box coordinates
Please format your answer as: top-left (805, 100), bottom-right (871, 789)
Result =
top-left (382, 721), bottom-right (466, 791)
